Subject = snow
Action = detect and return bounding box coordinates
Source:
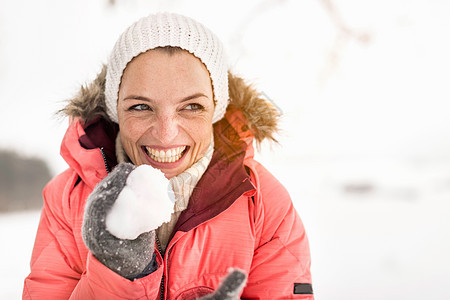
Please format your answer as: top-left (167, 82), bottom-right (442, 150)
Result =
top-left (0, 210), bottom-right (40, 299)
top-left (106, 165), bottom-right (174, 240)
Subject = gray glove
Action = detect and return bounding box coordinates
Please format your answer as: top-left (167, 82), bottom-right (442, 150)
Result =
top-left (199, 269), bottom-right (247, 300)
top-left (82, 163), bottom-right (157, 279)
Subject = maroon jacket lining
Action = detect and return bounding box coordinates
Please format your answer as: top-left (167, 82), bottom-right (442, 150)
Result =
top-left (78, 117), bottom-right (119, 170)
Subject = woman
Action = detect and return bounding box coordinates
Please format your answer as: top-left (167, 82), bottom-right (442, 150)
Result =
top-left (23, 12), bottom-right (313, 299)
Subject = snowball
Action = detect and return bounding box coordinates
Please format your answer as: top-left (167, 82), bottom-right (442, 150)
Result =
top-left (106, 165), bottom-right (174, 240)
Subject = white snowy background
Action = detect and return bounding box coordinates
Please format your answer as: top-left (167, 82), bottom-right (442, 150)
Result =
top-left (1, 0), bottom-right (450, 299)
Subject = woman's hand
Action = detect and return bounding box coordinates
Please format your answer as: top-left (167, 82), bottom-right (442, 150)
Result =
top-left (82, 163), bottom-right (173, 279)
top-left (199, 269), bottom-right (247, 300)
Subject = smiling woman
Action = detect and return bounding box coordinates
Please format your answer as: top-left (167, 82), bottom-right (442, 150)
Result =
top-left (23, 12), bottom-right (313, 299)
top-left (117, 48), bottom-right (215, 179)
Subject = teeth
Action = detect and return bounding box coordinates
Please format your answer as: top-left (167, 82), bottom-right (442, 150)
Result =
top-left (146, 146), bottom-right (186, 163)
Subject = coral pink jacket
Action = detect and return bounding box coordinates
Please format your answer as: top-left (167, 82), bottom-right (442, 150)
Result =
top-left (23, 111), bottom-right (313, 299)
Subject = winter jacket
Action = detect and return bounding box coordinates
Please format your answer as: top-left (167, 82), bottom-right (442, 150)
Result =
top-left (23, 68), bottom-right (313, 299)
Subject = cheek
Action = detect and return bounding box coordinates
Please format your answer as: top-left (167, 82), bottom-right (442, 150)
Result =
top-left (183, 118), bottom-right (213, 145)
top-left (119, 117), bottom-right (148, 145)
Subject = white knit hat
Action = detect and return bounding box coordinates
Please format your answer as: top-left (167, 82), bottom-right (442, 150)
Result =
top-left (105, 12), bottom-right (229, 124)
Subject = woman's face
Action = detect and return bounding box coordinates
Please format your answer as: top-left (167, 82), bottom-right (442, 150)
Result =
top-left (117, 49), bottom-right (215, 179)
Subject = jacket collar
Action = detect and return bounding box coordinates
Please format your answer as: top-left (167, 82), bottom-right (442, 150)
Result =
top-left (60, 118), bottom-right (118, 189)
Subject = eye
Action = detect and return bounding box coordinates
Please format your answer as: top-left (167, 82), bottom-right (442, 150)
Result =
top-left (183, 103), bottom-right (204, 111)
top-left (128, 104), bottom-right (151, 111)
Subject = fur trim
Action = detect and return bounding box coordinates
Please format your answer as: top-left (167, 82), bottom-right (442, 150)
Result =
top-left (228, 72), bottom-right (279, 143)
top-left (59, 65), bottom-right (109, 124)
top-left (61, 65), bottom-right (279, 143)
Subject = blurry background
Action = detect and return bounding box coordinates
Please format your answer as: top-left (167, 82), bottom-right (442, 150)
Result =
top-left (1, 0), bottom-right (450, 299)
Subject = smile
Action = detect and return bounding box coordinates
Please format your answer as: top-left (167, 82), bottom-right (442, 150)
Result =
top-left (144, 146), bottom-right (187, 163)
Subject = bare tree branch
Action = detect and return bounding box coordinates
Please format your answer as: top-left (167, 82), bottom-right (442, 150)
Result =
top-left (318, 0), bottom-right (372, 85)
top-left (229, 0), bottom-right (288, 58)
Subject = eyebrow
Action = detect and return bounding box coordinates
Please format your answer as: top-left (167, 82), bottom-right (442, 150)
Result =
top-left (122, 93), bottom-right (209, 103)
top-left (123, 95), bottom-right (152, 102)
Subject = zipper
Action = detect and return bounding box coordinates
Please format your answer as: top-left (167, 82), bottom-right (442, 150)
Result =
top-left (157, 236), bottom-right (175, 300)
top-left (99, 147), bottom-right (110, 173)
top-left (156, 236), bottom-right (165, 300)
top-left (164, 248), bottom-right (173, 299)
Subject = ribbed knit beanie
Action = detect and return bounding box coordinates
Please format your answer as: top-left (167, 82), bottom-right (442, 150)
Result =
top-left (105, 12), bottom-right (229, 124)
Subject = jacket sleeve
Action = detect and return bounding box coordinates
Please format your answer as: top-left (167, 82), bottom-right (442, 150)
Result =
top-left (242, 163), bottom-right (314, 299)
top-left (22, 171), bottom-right (163, 299)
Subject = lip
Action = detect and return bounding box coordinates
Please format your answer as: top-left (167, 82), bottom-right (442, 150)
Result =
top-left (141, 145), bottom-right (189, 169)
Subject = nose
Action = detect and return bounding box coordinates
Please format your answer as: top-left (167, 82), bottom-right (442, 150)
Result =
top-left (151, 115), bottom-right (179, 144)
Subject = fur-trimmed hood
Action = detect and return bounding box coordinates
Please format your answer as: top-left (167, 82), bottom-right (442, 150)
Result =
top-left (61, 65), bottom-right (279, 144)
